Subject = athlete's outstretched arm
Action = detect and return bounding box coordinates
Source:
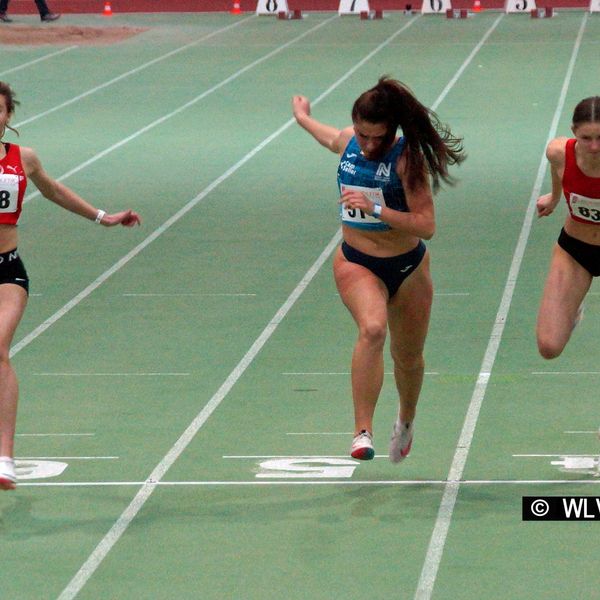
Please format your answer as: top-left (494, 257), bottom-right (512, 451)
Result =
top-left (21, 147), bottom-right (141, 227)
top-left (292, 95), bottom-right (349, 154)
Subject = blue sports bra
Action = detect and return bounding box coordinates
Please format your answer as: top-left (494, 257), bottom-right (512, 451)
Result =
top-left (337, 136), bottom-right (407, 231)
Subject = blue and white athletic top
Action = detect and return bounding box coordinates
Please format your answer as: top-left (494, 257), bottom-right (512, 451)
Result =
top-left (337, 136), bottom-right (407, 231)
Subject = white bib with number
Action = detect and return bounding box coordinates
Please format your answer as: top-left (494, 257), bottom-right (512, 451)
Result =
top-left (0, 173), bottom-right (19, 213)
top-left (569, 192), bottom-right (600, 224)
top-left (340, 184), bottom-right (386, 225)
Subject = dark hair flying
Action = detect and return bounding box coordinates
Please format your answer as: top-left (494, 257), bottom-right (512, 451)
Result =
top-left (351, 76), bottom-right (465, 192)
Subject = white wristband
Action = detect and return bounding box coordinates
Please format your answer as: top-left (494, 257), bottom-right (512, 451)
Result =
top-left (371, 203), bottom-right (382, 218)
top-left (94, 209), bottom-right (106, 224)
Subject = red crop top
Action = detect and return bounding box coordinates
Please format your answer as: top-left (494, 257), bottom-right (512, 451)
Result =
top-left (0, 143), bottom-right (27, 226)
top-left (562, 138), bottom-right (600, 225)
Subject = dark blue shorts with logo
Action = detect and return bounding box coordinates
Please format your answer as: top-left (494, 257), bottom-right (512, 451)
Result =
top-left (341, 240), bottom-right (426, 299)
top-left (0, 249), bottom-right (29, 294)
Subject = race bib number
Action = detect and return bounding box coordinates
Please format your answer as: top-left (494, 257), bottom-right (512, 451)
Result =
top-left (569, 193), bottom-right (600, 224)
top-left (340, 184), bottom-right (386, 225)
top-left (0, 174), bottom-right (19, 213)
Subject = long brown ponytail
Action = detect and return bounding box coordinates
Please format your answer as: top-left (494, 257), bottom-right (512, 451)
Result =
top-left (352, 76), bottom-right (465, 192)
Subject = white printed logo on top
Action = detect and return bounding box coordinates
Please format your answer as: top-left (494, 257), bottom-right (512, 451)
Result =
top-left (340, 183), bottom-right (385, 225)
top-left (569, 192), bottom-right (600, 223)
top-left (376, 162), bottom-right (391, 179)
top-left (0, 173), bottom-right (19, 213)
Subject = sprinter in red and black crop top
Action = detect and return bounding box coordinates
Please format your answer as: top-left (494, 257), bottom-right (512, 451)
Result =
top-left (536, 96), bottom-right (600, 361)
top-left (0, 81), bottom-right (142, 490)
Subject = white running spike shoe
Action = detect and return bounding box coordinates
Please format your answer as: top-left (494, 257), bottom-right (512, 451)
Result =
top-left (389, 419), bottom-right (413, 463)
top-left (351, 430), bottom-right (375, 460)
top-left (0, 457), bottom-right (16, 490)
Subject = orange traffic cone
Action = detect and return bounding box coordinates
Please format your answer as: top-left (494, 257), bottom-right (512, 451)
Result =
top-left (103, 1), bottom-right (113, 16)
top-left (230, 0), bottom-right (241, 13)
top-left (472, 0), bottom-right (482, 10)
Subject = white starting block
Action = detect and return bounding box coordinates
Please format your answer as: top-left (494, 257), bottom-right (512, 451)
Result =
top-left (360, 9), bottom-right (384, 18)
top-left (446, 8), bottom-right (470, 17)
top-left (530, 6), bottom-right (554, 16)
top-left (278, 8), bottom-right (303, 18)
top-left (591, 0), bottom-right (600, 11)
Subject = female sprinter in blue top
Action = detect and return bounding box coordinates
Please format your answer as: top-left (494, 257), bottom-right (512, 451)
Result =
top-left (0, 81), bottom-right (141, 490)
top-left (292, 77), bottom-right (465, 463)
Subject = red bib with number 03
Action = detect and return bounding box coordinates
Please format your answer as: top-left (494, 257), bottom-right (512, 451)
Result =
top-left (0, 143), bottom-right (27, 226)
top-left (563, 138), bottom-right (600, 225)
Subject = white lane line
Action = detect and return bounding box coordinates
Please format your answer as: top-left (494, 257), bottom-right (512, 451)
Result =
top-left (32, 372), bottom-right (189, 376)
top-left (12, 17), bottom-right (255, 128)
top-left (429, 14), bottom-right (504, 111)
top-left (532, 371), bottom-right (600, 375)
top-left (0, 47), bottom-right (77, 76)
top-left (232, 453), bottom-right (578, 459)
top-left (335, 291), bottom-right (469, 297)
top-left (283, 372), bottom-right (355, 375)
top-left (16, 433), bottom-right (94, 437)
top-left (18, 456), bottom-right (118, 460)
top-left (282, 371), bottom-right (439, 375)
top-left (18, 478), bottom-right (600, 488)
top-left (224, 454), bottom-right (360, 458)
top-left (21, 15), bottom-right (336, 206)
top-left (122, 293), bottom-right (257, 297)
top-left (58, 235), bottom-right (343, 600)
top-left (514, 454), bottom-right (598, 458)
top-left (10, 19), bottom-right (340, 361)
top-left (415, 14), bottom-right (589, 600)
top-left (286, 432), bottom-right (352, 436)
top-left (434, 292), bottom-right (470, 296)
top-left (56, 17), bottom-right (430, 600)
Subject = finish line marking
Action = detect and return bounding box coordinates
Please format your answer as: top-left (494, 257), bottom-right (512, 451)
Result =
top-left (17, 478), bottom-right (600, 488)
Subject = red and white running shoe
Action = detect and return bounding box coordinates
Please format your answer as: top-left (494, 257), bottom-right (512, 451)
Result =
top-left (389, 420), bottom-right (413, 463)
top-left (350, 430), bottom-right (375, 460)
top-left (0, 457), bottom-right (16, 490)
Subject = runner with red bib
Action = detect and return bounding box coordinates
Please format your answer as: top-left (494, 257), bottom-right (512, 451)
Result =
top-left (536, 96), bottom-right (600, 360)
top-left (0, 81), bottom-right (141, 490)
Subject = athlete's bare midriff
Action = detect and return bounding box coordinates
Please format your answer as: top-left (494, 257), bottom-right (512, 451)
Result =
top-left (0, 224), bottom-right (18, 253)
top-left (563, 215), bottom-right (600, 245)
top-left (342, 224), bottom-right (420, 257)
